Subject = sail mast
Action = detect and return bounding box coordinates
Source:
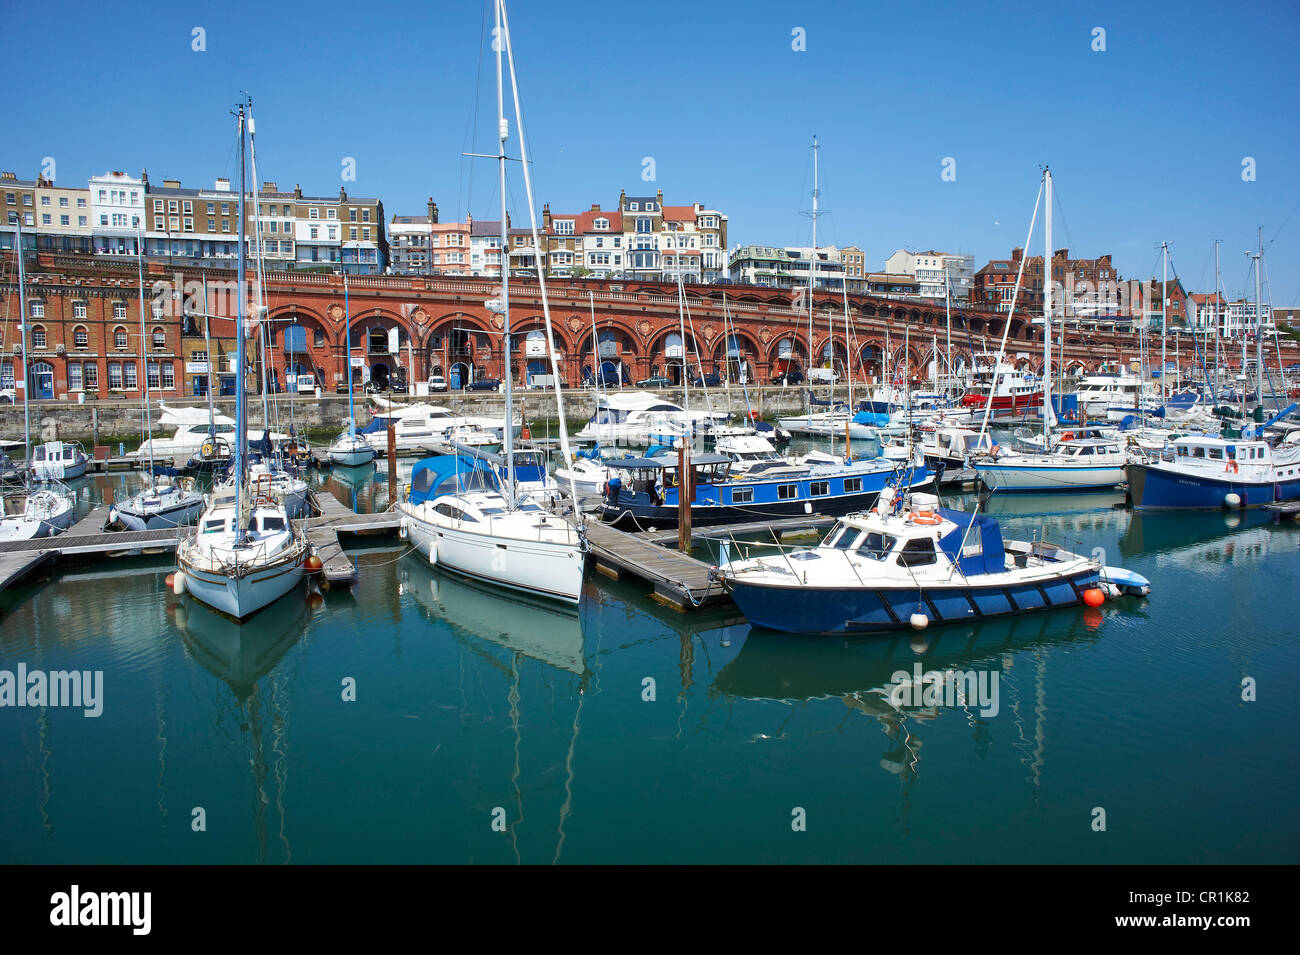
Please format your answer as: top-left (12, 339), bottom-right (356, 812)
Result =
top-left (495, 0), bottom-right (515, 508)
top-left (1042, 167), bottom-right (1052, 445)
top-left (136, 229), bottom-right (155, 478)
top-left (15, 225), bottom-right (30, 488)
top-left (808, 136), bottom-right (818, 401)
top-left (234, 102), bottom-right (249, 545)
top-left (345, 271), bottom-right (354, 438)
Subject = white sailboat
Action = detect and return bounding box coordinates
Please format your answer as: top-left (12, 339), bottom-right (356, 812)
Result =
top-left (0, 227), bottom-right (74, 542)
top-left (398, 0), bottom-right (586, 605)
top-left (114, 230), bottom-right (205, 531)
top-left (974, 168), bottom-right (1128, 492)
top-left (328, 271), bottom-right (377, 467)
top-left (175, 101), bottom-right (311, 621)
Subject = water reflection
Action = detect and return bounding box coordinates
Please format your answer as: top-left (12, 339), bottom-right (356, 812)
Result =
top-left (173, 590), bottom-right (311, 864)
top-left (400, 558), bottom-right (589, 863)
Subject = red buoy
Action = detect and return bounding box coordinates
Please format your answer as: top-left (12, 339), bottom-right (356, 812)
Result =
top-left (1083, 588), bottom-right (1105, 608)
top-left (165, 573), bottom-right (176, 590)
top-left (305, 555), bottom-right (323, 572)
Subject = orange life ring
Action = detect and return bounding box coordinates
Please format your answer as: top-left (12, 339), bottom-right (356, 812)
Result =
top-left (1225, 460), bottom-right (1239, 474)
top-left (1061, 431), bottom-right (1076, 443)
top-left (911, 510), bottom-right (942, 525)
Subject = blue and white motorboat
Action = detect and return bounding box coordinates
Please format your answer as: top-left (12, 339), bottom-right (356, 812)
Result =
top-left (716, 489), bottom-right (1148, 635)
top-left (113, 475), bottom-right (205, 531)
top-left (597, 450), bottom-right (932, 529)
top-left (1127, 431), bottom-right (1300, 510)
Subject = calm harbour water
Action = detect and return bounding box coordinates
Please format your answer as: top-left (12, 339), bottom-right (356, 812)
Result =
top-left (2, 448), bottom-right (1298, 864)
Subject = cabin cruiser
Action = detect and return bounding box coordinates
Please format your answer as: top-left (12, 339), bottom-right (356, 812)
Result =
top-left (716, 489), bottom-right (1148, 634)
top-left (574, 390), bottom-right (727, 448)
top-left (360, 398), bottom-right (512, 453)
top-left (920, 425), bottom-right (997, 471)
top-left (1073, 373), bottom-right (1156, 418)
top-left (398, 455), bottom-right (587, 605)
top-left (134, 404), bottom-right (290, 464)
top-left (973, 437), bottom-right (1128, 492)
top-left (29, 441), bottom-right (88, 481)
top-left (778, 406), bottom-right (878, 440)
top-left (1127, 431), bottom-right (1300, 509)
top-left (960, 354), bottom-right (1042, 412)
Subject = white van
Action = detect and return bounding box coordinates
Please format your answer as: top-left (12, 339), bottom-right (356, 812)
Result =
top-left (807, 368), bottom-right (839, 384)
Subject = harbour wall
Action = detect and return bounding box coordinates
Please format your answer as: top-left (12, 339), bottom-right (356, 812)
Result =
top-left (5, 384), bottom-right (861, 446)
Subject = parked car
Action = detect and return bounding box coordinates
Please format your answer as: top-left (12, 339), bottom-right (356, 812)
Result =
top-left (1, 388), bottom-right (15, 403)
top-left (636, 375), bottom-right (673, 388)
top-left (428, 375), bottom-right (448, 392)
top-left (772, 369), bottom-right (804, 385)
top-left (466, 377), bottom-right (503, 392)
top-left (692, 372), bottom-right (723, 388)
top-left (390, 377), bottom-right (408, 395)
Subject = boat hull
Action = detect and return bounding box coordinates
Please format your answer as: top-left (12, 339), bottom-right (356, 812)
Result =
top-left (329, 446), bottom-right (376, 467)
top-left (115, 494), bottom-right (205, 531)
top-left (1127, 461), bottom-right (1300, 510)
top-left (974, 463), bottom-right (1126, 492)
top-left (404, 513), bottom-right (586, 605)
top-left (726, 569), bottom-right (1101, 635)
top-left (178, 552), bottom-right (308, 621)
top-left (600, 471), bottom-right (932, 529)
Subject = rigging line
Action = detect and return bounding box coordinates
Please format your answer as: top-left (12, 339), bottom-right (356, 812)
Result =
top-left (1266, 196), bottom-right (1300, 248)
top-left (458, 0), bottom-right (491, 223)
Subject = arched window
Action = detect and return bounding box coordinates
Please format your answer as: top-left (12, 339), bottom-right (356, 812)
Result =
top-left (30, 325), bottom-right (47, 349)
top-left (73, 325), bottom-right (89, 350)
top-left (151, 326), bottom-right (166, 350)
top-left (114, 326), bottom-right (128, 350)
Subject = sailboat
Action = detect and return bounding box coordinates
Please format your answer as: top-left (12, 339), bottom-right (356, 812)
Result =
top-left (396, 0), bottom-right (587, 606)
top-left (113, 231), bottom-right (205, 531)
top-left (0, 226), bottom-right (74, 542)
top-left (327, 271), bottom-right (377, 466)
top-left (973, 168), bottom-right (1127, 492)
top-left (174, 102), bottom-right (312, 621)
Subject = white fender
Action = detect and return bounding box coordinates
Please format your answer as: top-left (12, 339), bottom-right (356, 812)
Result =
top-left (172, 571), bottom-right (187, 596)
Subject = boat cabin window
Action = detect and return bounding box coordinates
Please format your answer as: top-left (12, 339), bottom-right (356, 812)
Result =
top-left (825, 527), bottom-right (862, 549)
top-left (519, 503), bottom-right (543, 512)
top-left (479, 507), bottom-right (505, 515)
top-left (1208, 447), bottom-right (1224, 460)
top-left (202, 519), bottom-right (226, 534)
top-left (1192, 447), bottom-right (1205, 459)
top-left (810, 481), bottom-right (829, 496)
top-left (777, 483), bottom-right (798, 500)
top-left (860, 532), bottom-right (896, 560)
top-left (260, 516), bottom-right (285, 531)
top-left (898, 537), bottom-right (938, 568)
top-left (844, 478), bottom-right (862, 493)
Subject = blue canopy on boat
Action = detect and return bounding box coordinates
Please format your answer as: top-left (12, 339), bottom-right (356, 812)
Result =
top-left (936, 506), bottom-right (1007, 576)
top-left (408, 455), bottom-right (499, 505)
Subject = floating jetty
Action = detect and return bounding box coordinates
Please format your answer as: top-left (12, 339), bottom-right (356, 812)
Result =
top-left (583, 514), bottom-right (835, 611)
top-left (0, 491), bottom-right (399, 597)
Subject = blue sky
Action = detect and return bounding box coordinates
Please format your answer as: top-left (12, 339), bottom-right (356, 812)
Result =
top-left (5, 0), bottom-right (1299, 303)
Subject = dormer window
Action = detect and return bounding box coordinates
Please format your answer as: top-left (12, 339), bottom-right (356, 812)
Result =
top-left (555, 220), bottom-right (574, 235)
top-left (594, 218), bottom-right (608, 230)
top-left (628, 202), bottom-right (639, 211)
top-left (645, 201), bottom-right (656, 212)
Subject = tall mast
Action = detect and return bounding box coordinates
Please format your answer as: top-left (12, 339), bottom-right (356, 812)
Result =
top-left (808, 136), bottom-right (818, 395)
top-left (1042, 167), bottom-right (1052, 445)
top-left (1160, 241), bottom-right (1168, 400)
top-left (247, 99), bottom-right (273, 438)
top-left (1212, 239), bottom-right (1221, 400)
top-left (201, 277), bottom-right (215, 432)
top-left (495, 0), bottom-right (515, 507)
top-left (588, 291), bottom-right (601, 442)
top-left (136, 229), bottom-right (155, 478)
top-left (943, 264), bottom-right (952, 397)
top-left (1253, 228), bottom-right (1264, 411)
top-left (234, 102), bottom-right (249, 545)
top-left (15, 225), bottom-right (30, 488)
top-left (498, 0), bottom-right (580, 499)
top-left (344, 270), bottom-right (354, 437)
